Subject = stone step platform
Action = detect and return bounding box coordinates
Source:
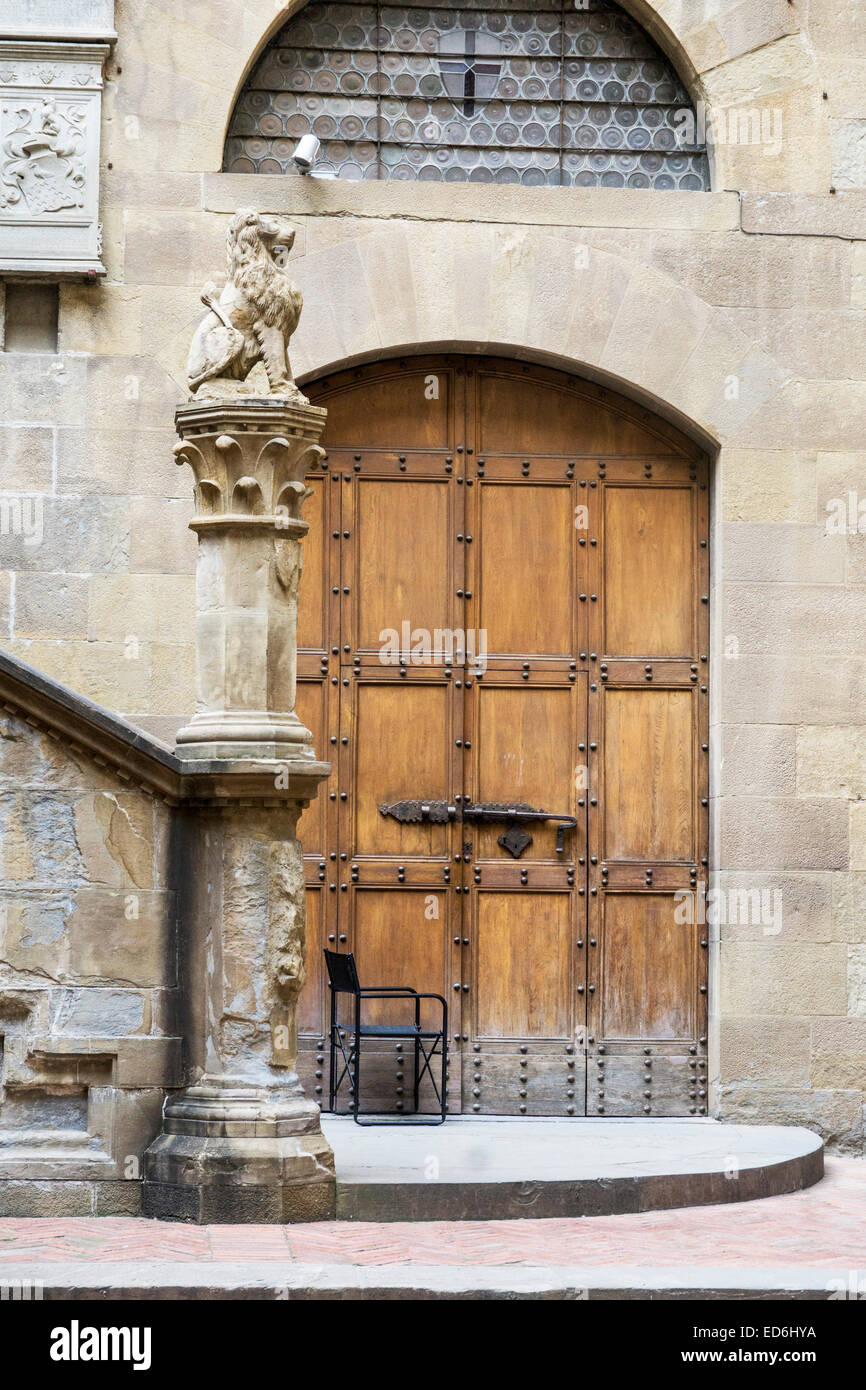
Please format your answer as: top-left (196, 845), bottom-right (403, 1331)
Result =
top-left (0, 1261), bottom-right (841, 1300)
top-left (322, 1115), bottom-right (824, 1222)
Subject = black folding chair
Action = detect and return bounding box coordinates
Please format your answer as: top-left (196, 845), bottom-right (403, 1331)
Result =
top-left (323, 949), bottom-right (448, 1125)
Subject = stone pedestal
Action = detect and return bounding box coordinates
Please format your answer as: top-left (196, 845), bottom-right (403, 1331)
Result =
top-left (143, 397), bottom-right (335, 1223)
top-left (173, 397), bottom-right (327, 761)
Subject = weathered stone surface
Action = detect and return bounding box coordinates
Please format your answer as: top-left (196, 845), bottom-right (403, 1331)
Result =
top-left (797, 726), bottom-right (866, 798)
top-left (67, 890), bottom-right (171, 988)
top-left (0, 426), bottom-right (54, 491)
top-left (721, 450), bottom-right (817, 525)
top-left (811, 1017), bottom-right (866, 1090)
top-left (719, 796), bottom-right (849, 870)
top-left (723, 582), bottom-right (866, 657)
top-left (830, 120), bottom-right (866, 189)
top-left (51, 988), bottom-right (147, 1037)
top-left (56, 426), bottom-right (183, 498)
top-left (0, 497), bottom-right (128, 575)
top-left (0, 792), bottom-right (84, 885)
top-left (720, 655), bottom-right (866, 726)
top-left (832, 873), bottom-right (866, 943)
top-left (123, 209), bottom-right (227, 288)
top-left (650, 231), bottom-right (850, 311)
top-left (13, 575), bottom-right (90, 641)
top-left (601, 264), bottom-right (713, 400)
top-left (719, 1086), bottom-right (863, 1152)
top-left (719, 942), bottom-right (849, 1016)
top-left (729, 380), bottom-right (866, 452)
top-left (128, 499), bottom-right (196, 575)
top-left (816, 450), bottom-right (866, 515)
top-left (722, 522), bottom-right (846, 585)
top-left (719, 725), bottom-right (796, 796)
top-left (88, 575), bottom-right (194, 646)
top-left (0, 1181), bottom-right (94, 1218)
top-left (741, 192), bottom-right (866, 239)
top-left (713, 0), bottom-right (801, 64)
top-left (59, 285), bottom-right (144, 358)
top-left (714, 870), bottom-right (837, 942)
top-left (850, 804), bottom-right (866, 871)
top-left (669, 312), bottom-right (786, 439)
top-left (203, 173), bottom-right (742, 230)
top-left (720, 1018), bottom-right (811, 1088)
top-left (725, 306), bottom-right (866, 383)
top-left (854, 244), bottom-right (866, 309)
top-left (848, 944), bottom-right (866, 1015)
top-left (4, 638), bottom-right (150, 713)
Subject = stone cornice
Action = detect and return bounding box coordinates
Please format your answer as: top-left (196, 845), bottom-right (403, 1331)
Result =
top-left (0, 648), bottom-right (329, 806)
top-left (0, 0), bottom-right (116, 43)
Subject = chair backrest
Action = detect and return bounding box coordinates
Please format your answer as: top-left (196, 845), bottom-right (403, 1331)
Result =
top-left (323, 948), bottom-right (361, 995)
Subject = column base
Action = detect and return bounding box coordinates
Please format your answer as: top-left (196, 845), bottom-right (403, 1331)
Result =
top-left (142, 1081), bottom-right (335, 1225)
top-left (175, 710), bottom-right (315, 763)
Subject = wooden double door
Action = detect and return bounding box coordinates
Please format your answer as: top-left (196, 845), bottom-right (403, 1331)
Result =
top-left (295, 355), bottom-right (709, 1117)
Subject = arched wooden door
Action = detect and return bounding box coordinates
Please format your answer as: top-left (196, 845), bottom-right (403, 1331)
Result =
top-left (295, 355), bottom-right (709, 1118)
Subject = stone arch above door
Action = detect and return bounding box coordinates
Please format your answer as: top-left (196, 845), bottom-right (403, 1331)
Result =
top-left (286, 223), bottom-right (789, 448)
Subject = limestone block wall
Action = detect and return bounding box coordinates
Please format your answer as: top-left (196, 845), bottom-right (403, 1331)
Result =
top-left (0, 0), bottom-right (865, 1150)
top-left (0, 703), bottom-right (180, 1214)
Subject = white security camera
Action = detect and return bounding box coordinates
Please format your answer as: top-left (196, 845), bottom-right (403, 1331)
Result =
top-left (292, 134), bottom-right (321, 174)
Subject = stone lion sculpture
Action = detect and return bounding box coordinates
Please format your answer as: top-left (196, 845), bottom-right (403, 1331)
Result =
top-left (186, 207), bottom-right (306, 402)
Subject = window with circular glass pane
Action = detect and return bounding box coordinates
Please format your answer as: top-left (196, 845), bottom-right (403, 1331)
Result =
top-left (224, 0), bottom-right (709, 189)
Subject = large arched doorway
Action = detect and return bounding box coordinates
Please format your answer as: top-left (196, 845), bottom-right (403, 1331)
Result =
top-left (296, 354), bottom-right (709, 1117)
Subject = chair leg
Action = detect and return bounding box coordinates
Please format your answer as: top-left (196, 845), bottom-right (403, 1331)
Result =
top-left (413, 1031), bottom-right (420, 1114)
top-left (441, 1034), bottom-right (447, 1123)
top-left (352, 1031), bottom-right (361, 1123)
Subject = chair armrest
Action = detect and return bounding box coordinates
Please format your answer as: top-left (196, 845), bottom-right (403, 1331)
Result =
top-left (358, 987), bottom-right (418, 996)
top-left (358, 989), bottom-right (419, 1000)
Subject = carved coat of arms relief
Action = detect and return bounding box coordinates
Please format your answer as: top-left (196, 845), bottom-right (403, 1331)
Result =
top-left (1, 97), bottom-right (87, 215)
top-left (0, 39), bottom-right (109, 275)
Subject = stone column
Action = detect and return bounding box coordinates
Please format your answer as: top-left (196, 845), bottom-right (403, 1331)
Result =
top-left (143, 398), bottom-right (336, 1224)
top-left (173, 398), bottom-right (327, 761)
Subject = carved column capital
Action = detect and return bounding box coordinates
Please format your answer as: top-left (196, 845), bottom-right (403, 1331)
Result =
top-left (173, 398), bottom-right (327, 532)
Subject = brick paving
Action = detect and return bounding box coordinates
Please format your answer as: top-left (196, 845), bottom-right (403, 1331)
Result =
top-left (0, 1159), bottom-right (864, 1270)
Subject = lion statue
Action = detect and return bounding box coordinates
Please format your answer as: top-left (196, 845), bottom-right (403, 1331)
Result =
top-left (186, 207), bottom-right (306, 402)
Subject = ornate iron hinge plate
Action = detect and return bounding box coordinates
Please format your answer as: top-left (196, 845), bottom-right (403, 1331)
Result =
top-left (377, 799), bottom-right (577, 858)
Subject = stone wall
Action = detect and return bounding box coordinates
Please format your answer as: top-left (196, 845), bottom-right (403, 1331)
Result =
top-left (1, 0), bottom-right (866, 1151)
top-left (0, 691), bottom-right (179, 1215)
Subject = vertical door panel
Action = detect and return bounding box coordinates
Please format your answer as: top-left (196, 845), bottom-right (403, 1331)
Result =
top-left (352, 478), bottom-right (455, 659)
top-left (351, 680), bottom-right (452, 857)
top-left (602, 485), bottom-right (695, 657)
top-left (295, 678), bottom-right (330, 860)
top-left (471, 683), bottom-right (579, 861)
top-left (587, 457), bottom-right (709, 1118)
top-left (600, 893), bottom-right (696, 1040)
top-left (296, 475), bottom-right (328, 653)
top-left (475, 890), bottom-right (572, 1040)
top-left (603, 688), bottom-right (694, 863)
top-left (476, 482), bottom-right (574, 660)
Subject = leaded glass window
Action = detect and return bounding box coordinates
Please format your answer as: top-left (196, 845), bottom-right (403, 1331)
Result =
top-left (224, 0), bottom-right (710, 189)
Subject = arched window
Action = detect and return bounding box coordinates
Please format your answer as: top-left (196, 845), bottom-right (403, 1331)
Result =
top-left (224, 0), bottom-right (709, 189)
